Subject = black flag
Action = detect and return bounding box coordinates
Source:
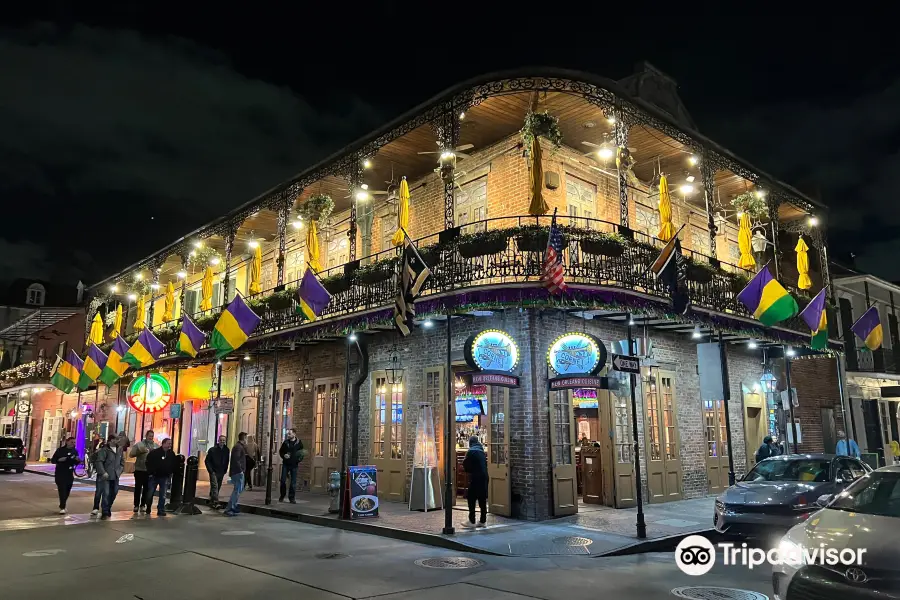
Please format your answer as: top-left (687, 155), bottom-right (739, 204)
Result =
top-left (393, 237), bottom-right (432, 336)
top-left (649, 236), bottom-right (690, 315)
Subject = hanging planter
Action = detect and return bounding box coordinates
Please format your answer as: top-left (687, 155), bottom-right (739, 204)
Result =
top-left (264, 289), bottom-right (295, 311)
top-left (580, 232), bottom-right (627, 257)
top-left (297, 193), bottom-right (335, 223)
top-left (418, 244), bottom-right (444, 267)
top-left (457, 230), bottom-right (510, 258)
top-left (686, 259), bottom-right (717, 284)
top-left (356, 258), bottom-right (398, 286)
top-left (194, 312), bottom-right (221, 333)
top-left (724, 271), bottom-right (751, 295)
top-left (514, 225), bottom-right (568, 252)
top-left (520, 111), bottom-right (563, 153)
top-left (731, 192), bottom-right (769, 221)
top-left (321, 273), bottom-right (352, 295)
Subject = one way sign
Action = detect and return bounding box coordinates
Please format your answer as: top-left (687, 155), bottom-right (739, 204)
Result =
top-left (611, 354), bottom-right (640, 374)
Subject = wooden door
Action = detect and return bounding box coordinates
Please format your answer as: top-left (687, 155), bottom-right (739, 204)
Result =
top-left (371, 373), bottom-right (406, 502)
top-left (238, 391), bottom-right (258, 442)
top-left (644, 369), bottom-right (683, 502)
top-left (596, 390), bottom-right (615, 506)
top-left (424, 367), bottom-right (452, 504)
top-left (550, 389), bottom-right (578, 516)
top-left (609, 376), bottom-right (636, 507)
top-left (311, 378), bottom-right (342, 493)
top-left (743, 389), bottom-right (767, 469)
top-left (878, 400), bottom-right (896, 464)
top-left (705, 399), bottom-right (730, 493)
top-left (487, 386), bottom-right (511, 516)
top-left (270, 384), bottom-right (293, 468)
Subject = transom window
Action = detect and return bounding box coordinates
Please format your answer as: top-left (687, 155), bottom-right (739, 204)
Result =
top-left (566, 175), bottom-right (596, 228)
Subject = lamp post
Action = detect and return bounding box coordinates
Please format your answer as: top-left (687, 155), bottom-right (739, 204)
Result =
top-left (265, 350), bottom-right (279, 505)
top-left (626, 313), bottom-right (647, 538)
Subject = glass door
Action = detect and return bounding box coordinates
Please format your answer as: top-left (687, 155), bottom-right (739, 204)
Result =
top-left (487, 386), bottom-right (511, 516)
top-left (644, 369), bottom-right (682, 502)
top-left (549, 389), bottom-right (577, 516)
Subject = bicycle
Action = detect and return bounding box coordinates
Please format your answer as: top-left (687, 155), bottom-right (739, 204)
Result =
top-left (74, 458), bottom-right (93, 479)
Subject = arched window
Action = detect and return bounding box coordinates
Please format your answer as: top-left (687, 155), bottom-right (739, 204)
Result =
top-left (25, 283), bottom-right (45, 306)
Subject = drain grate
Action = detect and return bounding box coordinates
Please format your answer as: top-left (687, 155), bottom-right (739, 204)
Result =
top-left (315, 552), bottom-right (349, 560)
top-left (672, 587), bottom-right (768, 600)
top-left (552, 536), bottom-right (593, 547)
top-left (415, 557), bottom-right (484, 569)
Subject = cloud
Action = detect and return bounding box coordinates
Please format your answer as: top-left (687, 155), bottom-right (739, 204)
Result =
top-left (0, 24), bottom-right (381, 280)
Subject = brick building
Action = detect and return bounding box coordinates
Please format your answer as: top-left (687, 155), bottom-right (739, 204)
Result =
top-left (79, 68), bottom-right (839, 521)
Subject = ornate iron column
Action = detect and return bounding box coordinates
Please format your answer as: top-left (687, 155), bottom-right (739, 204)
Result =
top-left (613, 106), bottom-right (630, 227)
top-left (436, 107), bottom-right (460, 230)
top-left (700, 155), bottom-right (718, 257)
top-left (178, 251), bottom-right (190, 319)
top-left (147, 256), bottom-right (165, 329)
top-left (222, 222), bottom-right (238, 303)
top-left (348, 157), bottom-right (362, 262)
top-left (276, 196), bottom-right (291, 286)
top-left (768, 195), bottom-right (783, 280)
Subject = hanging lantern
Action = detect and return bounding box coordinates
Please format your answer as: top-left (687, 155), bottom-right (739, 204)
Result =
top-left (385, 345), bottom-right (404, 386)
top-left (298, 362), bottom-right (314, 394)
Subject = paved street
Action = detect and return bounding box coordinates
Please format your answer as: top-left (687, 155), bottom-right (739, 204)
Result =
top-left (0, 472), bottom-right (775, 599)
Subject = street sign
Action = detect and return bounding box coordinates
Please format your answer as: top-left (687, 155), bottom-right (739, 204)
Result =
top-left (215, 397), bottom-right (234, 415)
top-left (611, 354), bottom-right (640, 374)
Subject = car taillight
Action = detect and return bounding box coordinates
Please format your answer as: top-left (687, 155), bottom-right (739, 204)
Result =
top-left (792, 495), bottom-right (811, 511)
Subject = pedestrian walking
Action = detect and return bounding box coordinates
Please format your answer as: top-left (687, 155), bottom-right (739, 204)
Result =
top-left (95, 434), bottom-right (125, 519)
top-left (204, 435), bottom-right (229, 509)
top-left (145, 438), bottom-right (176, 516)
top-left (90, 436), bottom-right (106, 516)
top-left (129, 430), bottom-right (158, 513)
top-left (224, 432), bottom-right (247, 517)
top-left (755, 435), bottom-right (781, 463)
top-left (50, 437), bottom-right (80, 514)
top-left (278, 428), bottom-right (304, 503)
top-left (836, 430), bottom-right (861, 458)
top-left (245, 435), bottom-right (259, 491)
top-left (461, 436), bottom-right (488, 529)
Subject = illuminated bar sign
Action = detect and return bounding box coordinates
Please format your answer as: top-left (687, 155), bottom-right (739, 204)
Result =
top-left (549, 376), bottom-right (608, 390)
top-left (547, 332), bottom-right (606, 375)
top-left (471, 372), bottom-right (520, 388)
top-left (465, 329), bottom-right (520, 373)
top-left (127, 373), bottom-right (173, 413)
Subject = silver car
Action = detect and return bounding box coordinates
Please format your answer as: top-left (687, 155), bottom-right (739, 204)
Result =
top-left (773, 465), bottom-right (900, 599)
top-left (714, 454), bottom-right (871, 538)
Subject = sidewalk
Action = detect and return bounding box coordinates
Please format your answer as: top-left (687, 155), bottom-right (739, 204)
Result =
top-left (26, 463), bottom-right (715, 556)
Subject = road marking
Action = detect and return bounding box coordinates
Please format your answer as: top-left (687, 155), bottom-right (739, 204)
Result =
top-left (23, 549), bottom-right (66, 557)
top-left (221, 530), bottom-right (255, 536)
top-left (116, 534), bottom-right (135, 543)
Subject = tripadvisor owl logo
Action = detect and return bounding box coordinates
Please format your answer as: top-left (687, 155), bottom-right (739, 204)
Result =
top-left (675, 535), bottom-right (716, 576)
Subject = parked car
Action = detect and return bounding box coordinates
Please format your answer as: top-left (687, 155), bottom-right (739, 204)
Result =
top-left (714, 454), bottom-right (871, 538)
top-left (773, 465), bottom-right (900, 600)
top-left (0, 436), bottom-right (26, 473)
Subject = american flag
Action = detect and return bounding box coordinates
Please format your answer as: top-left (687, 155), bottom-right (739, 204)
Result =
top-left (541, 211), bottom-right (568, 295)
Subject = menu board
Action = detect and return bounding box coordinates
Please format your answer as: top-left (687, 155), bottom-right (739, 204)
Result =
top-left (348, 465), bottom-right (378, 519)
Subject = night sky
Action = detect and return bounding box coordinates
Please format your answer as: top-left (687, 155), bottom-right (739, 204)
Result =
top-left (1, 5), bottom-right (897, 286)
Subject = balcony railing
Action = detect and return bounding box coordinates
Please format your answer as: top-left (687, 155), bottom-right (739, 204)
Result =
top-left (853, 347), bottom-right (900, 375)
top-left (139, 215), bottom-right (812, 358)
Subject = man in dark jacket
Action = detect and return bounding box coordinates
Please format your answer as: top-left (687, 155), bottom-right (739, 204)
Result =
top-left (755, 436), bottom-right (781, 463)
top-left (50, 437), bottom-right (80, 514)
top-left (279, 428), bottom-right (304, 503)
top-left (224, 432), bottom-right (247, 517)
top-left (204, 435), bottom-right (229, 508)
top-left (145, 438), bottom-right (176, 516)
top-left (462, 436), bottom-right (489, 529)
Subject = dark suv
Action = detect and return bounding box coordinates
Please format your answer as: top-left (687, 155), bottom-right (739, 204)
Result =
top-left (0, 437), bottom-right (26, 473)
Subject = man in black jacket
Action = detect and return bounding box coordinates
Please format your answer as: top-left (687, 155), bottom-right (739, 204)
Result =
top-left (224, 432), bottom-right (247, 517)
top-left (279, 428), bottom-right (304, 503)
top-left (145, 438), bottom-right (176, 516)
top-left (50, 437), bottom-right (80, 515)
top-left (462, 436), bottom-right (489, 529)
top-left (204, 435), bottom-right (229, 508)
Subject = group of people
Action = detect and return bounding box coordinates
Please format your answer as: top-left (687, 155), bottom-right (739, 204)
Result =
top-left (49, 427), bottom-right (306, 519)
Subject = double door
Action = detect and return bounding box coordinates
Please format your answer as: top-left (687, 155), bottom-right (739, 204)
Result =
top-left (371, 373), bottom-right (406, 502)
top-left (704, 399), bottom-right (730, 493)
top-left (643, 369), bottom-right (682, 502)
top-left (311, 378), bottom-right (342, 493)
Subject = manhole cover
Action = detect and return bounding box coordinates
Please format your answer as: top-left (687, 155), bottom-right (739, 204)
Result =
top-left (552, 536), bottom-right (593, 547)
top-left (315, 552), bottom-right (349, 560)
top-left (415, 557), bottom-right (484, 569)
top-left (672, 587), bottom-right (768, 600)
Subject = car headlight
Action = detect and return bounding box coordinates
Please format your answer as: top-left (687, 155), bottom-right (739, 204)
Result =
top-left (777, 538), bottom-right (806, 567)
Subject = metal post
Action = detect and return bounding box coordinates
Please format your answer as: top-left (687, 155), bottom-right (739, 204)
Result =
top-left (836, 353), bottom-right (858, 453)
top-left (626, 313), bottom-right (647, 538)
top-left (783, 345), bottom-right (799, 454)
top-left (442, 314), bottom-right (455, 535)
top-left (718, 331), bottom-right (736, 486)
top-left (223, 226), bottom-right (236, 305)
top-left (214, 362), bottom-right (223, 440)
top-left (614, 108), bottom-right (629, 227)
top-left (172, 368), bottom-right (181, 449)
top-left (140, 373), bottom-right (148, 437)
top-left (348, 158), bottom-right (362, 262)
top-left (276, 199), bottom-right (290, 286)
top-left (437, 109), bottom-right (460, 229)
top-left (700, 156), bottom-right (718, 257)
top-left (265, 350), bottom-right (278, 505)
top-left (339, 338), bottom-right (351, 518)
top-left (768, 196), bottom-right (781, 280)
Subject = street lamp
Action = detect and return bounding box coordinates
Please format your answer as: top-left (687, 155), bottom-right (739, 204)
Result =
top-left (297, 361), bottom-right (314, 394)
top-left (385, 345), bottom-right (403, 388)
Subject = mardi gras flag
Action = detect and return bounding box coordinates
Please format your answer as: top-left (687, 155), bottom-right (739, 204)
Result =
top-left (51, 349), bottom-right (83, 394)
top-left (851, 306), bottom-right (883, 351)
top-left (736, 265), bottom-right (798, 326)
top-left (77, 343), bottom-right (108, 391)
top-left (798, 288), bottom-right (829, 350)
top-left (123, 329), bottom-right (165, 369)
top-left (176, 315), bottom-right (206, 358)
top-left (210, 294), bottom-right (261, 358)
top-left (296, 269), bottom-right (331, 321)
top-left (99, 336), bottom-right (131, 387)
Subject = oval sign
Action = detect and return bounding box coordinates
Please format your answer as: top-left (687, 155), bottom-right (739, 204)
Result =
top-left (127, 373), bottom-right (173, 414)
top-left (464, 329), bottom-right (519, 372)
top-left (547, 332), bottom-right (606, 375)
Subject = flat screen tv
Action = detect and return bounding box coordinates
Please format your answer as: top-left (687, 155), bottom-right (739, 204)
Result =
top-left (455, 398), bottom-right (485, 417)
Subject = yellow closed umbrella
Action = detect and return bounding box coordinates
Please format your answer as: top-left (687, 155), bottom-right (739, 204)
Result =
top-left (249, 244), bottom-right (262, 294)
top-left (657, 174), bottom-right (676, 241)
top-left (738, 213), bottom-right (756, 269)
top-left (162, 282), bottom-right (175, 322)
top-left (527, 137), bottom-right (549, 216)
top-left (110, 303), bottom-right (123, 339)
top-left (89, 312), bottom-right (104, 346)
top-left (307, 220), bottom-right (322, 273)
top-left (133, 295), bottom-right (146, 331)
top-left (392, 177), bottom-right (410, 246)
top-left (796, 237), bottom-right (812, 290)
top-left (200, 266), bottom-right (214, 311)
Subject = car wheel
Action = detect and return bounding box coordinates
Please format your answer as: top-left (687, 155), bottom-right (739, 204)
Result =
top-left (16, 468), bottom-right (24, 473)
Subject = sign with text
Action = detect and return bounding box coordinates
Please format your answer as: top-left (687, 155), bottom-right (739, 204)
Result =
top-left (611, 354), bottom-right (640, 374)
top-left (547, 332), bottom-right (607, 375)
top-left (348, 465), bottom-right (378, 519)
top-left (215, 397), bottom-right (234, 415)
top-left (470, 372), bottom-right (520, 388)
top-left (169, 403), bottom-right (182, 419)
top-left (465, 329), bottom-right (520, 372)
top-left (549, 376), bottom-right (608, 390)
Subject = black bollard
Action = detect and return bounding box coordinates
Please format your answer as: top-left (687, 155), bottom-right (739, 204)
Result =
top-left (178, 454), bottom-right (202, 515)
top-left (167, 454), bottom-right (186, 512)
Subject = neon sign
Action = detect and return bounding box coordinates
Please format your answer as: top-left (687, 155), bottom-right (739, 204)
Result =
top-left (547, 332), bottom-right (606, 375)
top-left (465, 329), bottom-right (519, 372)
top-left (127, 373), bottom-right (173, 414)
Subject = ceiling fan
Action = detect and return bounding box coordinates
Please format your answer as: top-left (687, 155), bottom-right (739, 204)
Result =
top-left (582, 138), bottom-right (636, 160)
top-left (418, 141), bottom-right (475, 160)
